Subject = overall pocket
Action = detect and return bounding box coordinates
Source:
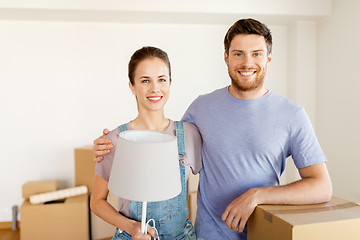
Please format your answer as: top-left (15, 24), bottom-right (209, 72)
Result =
top-left (112, 228), bottom-right (132, 240)
top-left (146, 194), bottom-right (182, 223)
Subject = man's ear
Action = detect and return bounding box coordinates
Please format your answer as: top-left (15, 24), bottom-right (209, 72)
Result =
top-left (224, 51), bottom-right (229, 66)
top-left (267, 52), bottom-right (273, 64)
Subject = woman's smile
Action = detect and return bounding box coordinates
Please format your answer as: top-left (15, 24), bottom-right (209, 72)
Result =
top-left (147, 96), bottom-right (163, 103)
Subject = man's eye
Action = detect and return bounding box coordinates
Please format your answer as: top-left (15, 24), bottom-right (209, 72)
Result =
top-left (159, 79), bottom-right (167, 82)
top-left (142, 80), bottom-right (149, 83)
top-left (254, 53), bottom-right (261, 57)
top-left (235, 53), bottom-right (242, 57)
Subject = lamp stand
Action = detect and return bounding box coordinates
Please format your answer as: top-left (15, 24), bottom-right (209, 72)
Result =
top-left (140, 201), bottom-right (147, 234)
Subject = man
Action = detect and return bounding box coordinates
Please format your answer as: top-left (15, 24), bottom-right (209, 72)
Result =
top-left (93, 19), bottom-right (332, 239)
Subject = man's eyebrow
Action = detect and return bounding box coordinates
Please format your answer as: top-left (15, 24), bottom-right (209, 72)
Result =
top-left (232, 49), bottom-right (265, 53)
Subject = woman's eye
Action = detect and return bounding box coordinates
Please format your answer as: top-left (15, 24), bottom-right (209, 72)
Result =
top-left (159, 79), bottom-right (167, 82)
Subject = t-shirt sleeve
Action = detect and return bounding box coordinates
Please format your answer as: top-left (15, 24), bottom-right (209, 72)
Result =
top-left (184, 122), bottom-right (202, 174)
top-left (181, 96), bottom-right (200, 125)
top-left (95, 128), bottom-right (119, 181)
top-left (289, 108), bottom-right (327, 169)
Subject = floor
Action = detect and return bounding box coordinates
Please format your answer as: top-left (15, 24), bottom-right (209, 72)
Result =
top-left (0, 228), bottom-right (112, 240)
top-left (0, 228), bottom-right (20, 240)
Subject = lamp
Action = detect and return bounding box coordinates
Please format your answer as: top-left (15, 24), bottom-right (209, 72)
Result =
top-left (108, 130), bottom-right (181, 234)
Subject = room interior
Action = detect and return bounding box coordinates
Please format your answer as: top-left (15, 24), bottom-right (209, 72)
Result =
top-left (1, 0), bottom-right (359, 239)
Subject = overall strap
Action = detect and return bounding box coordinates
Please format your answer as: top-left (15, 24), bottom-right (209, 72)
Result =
top-left (117, 124), bottom-right (128, 132)
top-left (175, 121), bottom-right (186, 156)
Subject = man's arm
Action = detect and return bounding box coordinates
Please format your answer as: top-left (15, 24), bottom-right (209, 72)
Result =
top-left (221, 162), bottom-right (332, 232)
top-left (93, 128), bottom-right (113, 162)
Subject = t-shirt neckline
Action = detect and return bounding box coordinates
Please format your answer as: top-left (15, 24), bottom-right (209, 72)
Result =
top-left (126, 119), bottom-right (175, 134)
top-left (225, 85), bottom-right (272, 103)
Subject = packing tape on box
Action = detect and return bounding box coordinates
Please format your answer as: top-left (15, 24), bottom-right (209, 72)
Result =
top-left (267, 202), bottom-right (359, 215)
top-left (29, 185), bottom-right (88, 204)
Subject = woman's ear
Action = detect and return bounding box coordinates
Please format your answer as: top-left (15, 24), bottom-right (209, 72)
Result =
top-left (129, 82), bottom-right (136, 95)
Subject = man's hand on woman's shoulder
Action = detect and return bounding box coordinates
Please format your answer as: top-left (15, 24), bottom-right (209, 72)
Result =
top-left (93, 128), bottom-right (113, 162)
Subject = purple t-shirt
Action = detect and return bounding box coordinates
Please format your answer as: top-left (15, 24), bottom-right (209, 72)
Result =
top-left (95, 120), bottom-right (202, 217)
top-left (182, 87), bottom-right (327, 240)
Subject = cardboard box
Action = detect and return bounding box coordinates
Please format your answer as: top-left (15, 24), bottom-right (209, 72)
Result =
top-left (20, 194), bottom-right (89, 240)
top-left (188, 191), bottom-right (197, 225)
top-left (22, 180), bottom-right (58, 199)
top-left (75, 146), bottom-right (119, 239)
top-left (75, 145), bottom-right (95, 193)
top-left (187, 172), bottom-right (199, 225)
top-left (188, 172), bottom-right (199, 193)
top-left (91, 212), bottom-right (115, 239)
top-left (248, 196), bottom-right (360, 240)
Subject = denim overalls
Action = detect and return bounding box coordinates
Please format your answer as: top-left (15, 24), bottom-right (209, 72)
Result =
top-left (112, 121), bottom-right (196, 240)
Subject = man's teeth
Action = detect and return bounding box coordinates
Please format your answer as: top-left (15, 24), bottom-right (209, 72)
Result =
top-left (148, 97), bottom-right (161, 101)
top-left (239, 71), bottom-right (254, 76)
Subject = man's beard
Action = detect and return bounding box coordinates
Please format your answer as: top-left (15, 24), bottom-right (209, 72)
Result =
top-left (229, 67), bottom-right (266, 92)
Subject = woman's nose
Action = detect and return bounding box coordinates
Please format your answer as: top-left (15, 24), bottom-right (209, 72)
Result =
top-left (150, 82), bottom-right (160, 91)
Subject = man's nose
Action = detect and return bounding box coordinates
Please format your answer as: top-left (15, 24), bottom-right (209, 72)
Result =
top-left (242, 54), bottom-right (254, 67)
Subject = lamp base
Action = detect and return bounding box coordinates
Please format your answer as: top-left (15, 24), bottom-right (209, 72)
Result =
top-left (141, 201), bottom-right (147, 234)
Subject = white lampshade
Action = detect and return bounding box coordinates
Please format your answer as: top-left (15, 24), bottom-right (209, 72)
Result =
top-left (108, 130), bottom-right (181, 202)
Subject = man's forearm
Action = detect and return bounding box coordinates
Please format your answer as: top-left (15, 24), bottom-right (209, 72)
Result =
top-left (255, 162), bottom-right (332, 205)
top-left (221, 162), bottom-right (332, 232)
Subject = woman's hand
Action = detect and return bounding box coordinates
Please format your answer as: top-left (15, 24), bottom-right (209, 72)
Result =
top-left (92, 128), bottom-right (113, 162)
top-left (129, 221), bottom-right (158, 240)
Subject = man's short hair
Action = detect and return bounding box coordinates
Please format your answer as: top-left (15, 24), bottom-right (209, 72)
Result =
top-left (224, 18), bottom-right (272, 54)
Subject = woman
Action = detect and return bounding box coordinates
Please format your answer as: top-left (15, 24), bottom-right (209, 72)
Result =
top-left (90, 46), bottom-right (202, 240)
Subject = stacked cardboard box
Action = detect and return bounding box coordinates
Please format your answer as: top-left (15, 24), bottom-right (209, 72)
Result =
top-left (187, 172), bottom-right (199, 224)
top-left (19, 145), bottom-right (118, 240)
top-left (75, 145), bottom-right (118, 240)
top-left (248, 196), bottom-right (360, 240)
top-left (22, 180), bottom-right (58, 199)
top-left (20, 180), bottom-right (89, 240)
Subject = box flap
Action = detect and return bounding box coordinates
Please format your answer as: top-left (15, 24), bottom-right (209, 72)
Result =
top-left (259, 196), bottom-right (360, 226)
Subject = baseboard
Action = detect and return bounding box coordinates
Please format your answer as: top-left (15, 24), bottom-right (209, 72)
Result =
top-left (0, 221), bottom-right (20, 229)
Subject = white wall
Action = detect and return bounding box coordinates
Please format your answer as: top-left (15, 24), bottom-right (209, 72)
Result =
top-left (0, 0), bottom-right (331, 17)
top-left (0, 0), bottom-right (334, 222)
top-left (281, 21), bottom-right (318, 184)
top-left (317, 0), bottom-right (360, 203)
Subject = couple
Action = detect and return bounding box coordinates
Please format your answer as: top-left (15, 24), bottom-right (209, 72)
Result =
top-left (90, 18), bottom-right (332, 240)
